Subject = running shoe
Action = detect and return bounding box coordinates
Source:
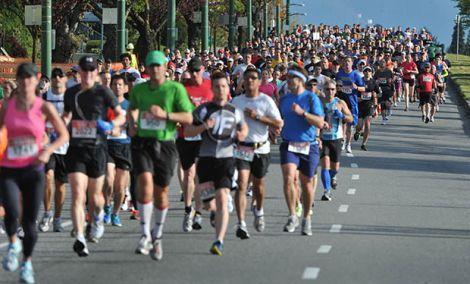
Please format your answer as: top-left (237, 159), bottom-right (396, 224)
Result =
top-left (192, 212), bottom-right (202, 230)
top-left (89, 217), bottom-right (105, 243)
top-left (103, 205), bottom-right (112, 225)
top-left (111, 214), bottom-right (122, 227)
top-left (209, 211), bottom-right (216, 228)
top-left (53, 218), bottom-right (64, 232)
top-left (425, 117), bottom-right (430, 124)
top-left (135, 235), bottom-right (152, 255)
top-left (210, 240), bottom-right (223, 256)
top-left (361, 144), bottom-right (368, 151)
top-left (73, 238), bottom-right (89, 257)
top-left (19, 261), bottom-right (35, 284)
top-left (182, 209), bottom-right (194, 232)
top-left (38, 211), bottom-right (53, 232)
top-left (150, 238), bottom-right (163, 261)
top-left (331, 178), bottom-right (338, 190)
top-left (353, 131), bottom-right (360, 141)
top-left (2, 241), bottom-right (22, 271)
top-left (246, 185), bottom-right (253, 197)
top-left (254, 215), bottom-right (265, 232)
top-left (0, 220), bottom-right (5, 235)
top-left (321, 193), bottom-right (332, 201)
top-left (430, 116), bottom-right (435, 123)
top-left (301, 218), bottom-right (312, 236)
top-left (346, 144), bottom-right (352, 154)
top-left (236, 223), bottom-right (250, 240)
top-left (295, 203), bottom-right (303, 218)
top-left (341, 140), bottom-right (346, 151)
top-left (393, 102), bottom-right (397, 107)
top-left (283, 216), bottom-right (299, 233)
top-left (130, 209), bottom-right (140, 220)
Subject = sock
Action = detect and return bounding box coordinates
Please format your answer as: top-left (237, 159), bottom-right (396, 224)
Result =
top-left (184, 206), bottom-right (192, 214)
top-left (329, 169), bottom-right (338, 180)
top-left (152, 207), bottom-right (168, 239)
top-left (255, 208), bottom-right (264, 217)
top-left (321, 169), bottom-right (331, 191)
top-left (95, 209), bottom-right (104, 222)
top-left (76, 234), bottom-right (86, 243)
top-left (138, 202), bottom-right (153, 238)
top-left (239, 220), bottom-right (247, 227)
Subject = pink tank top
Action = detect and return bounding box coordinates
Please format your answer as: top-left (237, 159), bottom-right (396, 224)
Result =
top-left (1, 96), bottom-right (45, 168)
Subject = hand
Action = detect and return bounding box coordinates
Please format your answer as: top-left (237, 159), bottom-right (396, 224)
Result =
top-left (36, 149), bottom-right (52, 164)
top-left (128, 123), bottom-right (137, 137)
top-left (323, 122), bottom-right (330, 130)
top-left (204, 118), bottom-right (216, 129)
top-left (291, 103), bottom-right (305, 116)
top-left (236, 129), bottom-right (245, 142)
top-left (244, 108), bottom-right (257, 120)
top-left (97, 119), bottom-right (114, 135)
top-left (352, 83), bottom-right (358, 90)
top-left (333, 109), bottom-right (345, 119)
top-left (150, 105), bottom-right (167, 120)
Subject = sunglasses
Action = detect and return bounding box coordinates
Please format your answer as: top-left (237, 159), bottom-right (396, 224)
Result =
top-left (245, 75), bottom-right (259, 80)
top-left (325, 88), bottom-right (336, 91)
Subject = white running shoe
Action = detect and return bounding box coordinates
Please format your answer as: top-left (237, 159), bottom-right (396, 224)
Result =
top-left (346, 144), bottom-right (352, 154)
top-left (135, 235), bottom-right (152, 255)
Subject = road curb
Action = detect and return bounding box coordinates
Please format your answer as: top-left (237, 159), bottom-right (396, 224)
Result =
top-left (448, 76), bottom-right (470, 116)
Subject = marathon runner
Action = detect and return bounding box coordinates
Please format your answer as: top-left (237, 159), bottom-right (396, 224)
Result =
top-left (417, 62), bottom-right (437, 123)
top-left (231, 66), bottom-right (283, 237)
top-left (400, 53), bottom-right (419, 111)
top-left (128, 51), bottom-right (193, 260)
top-left (63, 56), bottom-right (126, 256)
top-left (184, 70), bottom-right (248, 255)
top-left (39, 68), bottom-right (69, 233)
top-left (0, 63), bottom-right (68, 283)
top-left (375, 61), bottom-right (395, 126)
top-left (279, 66), bottom-right (324, 235)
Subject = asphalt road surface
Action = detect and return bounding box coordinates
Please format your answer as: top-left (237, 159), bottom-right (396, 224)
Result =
top-left (1, 89), bottom-right (470, 284)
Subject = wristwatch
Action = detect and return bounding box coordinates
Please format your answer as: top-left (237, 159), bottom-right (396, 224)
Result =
top-left (255, 114), bottom-right (261, 121)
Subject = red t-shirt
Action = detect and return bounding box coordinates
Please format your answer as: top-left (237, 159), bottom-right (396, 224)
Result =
top-left (259, 82), bottom-right (277, 98)
top-left (400, 61), bottom-right (417, 80)
top-left (417, 73), bottom-right (434, 93)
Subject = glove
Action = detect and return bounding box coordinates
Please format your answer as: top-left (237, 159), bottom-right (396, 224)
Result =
top-left (333, 109), bottom-right (345, 120)
top-left (97, 119), bottom-right (114, 134)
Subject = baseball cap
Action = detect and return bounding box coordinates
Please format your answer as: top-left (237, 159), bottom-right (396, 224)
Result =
top-left (145, 50), bottom-right (168, 67)
top-left (358, 59), bottom-right (367, 65)
top-left (16, 63), bottom-right (38, 78)
top-left (363, 66), bottom-right (373, 72)
top-left (188, 57), bottom-right (203, 72)
top-left (79, 56), bottom-right (98, 71)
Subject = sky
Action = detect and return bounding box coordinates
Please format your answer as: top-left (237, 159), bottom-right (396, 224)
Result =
top-left (294, 0), bottom-right (459, 47)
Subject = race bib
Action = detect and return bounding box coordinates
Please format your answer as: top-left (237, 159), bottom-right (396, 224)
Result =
top-left (361, 92), bottom-right (372, 100)
top-left (7, 136), bottom-right (38, 159)
top-left (184, 134), bottom-right (202, 141)
top-left (410, 74), bottom-right (415, 79)
top-left (423, 77), bottom-right (432, 82)
top-left (288, 142), bottom-right (310, 155)
top-left (341, 86), bottom-right (352, 94)
top-left (379, 78), bottom-right (387, 84)
top-left (107, 129), bottom-right (127, 140)
top-left (71, 120), bottom-right (97, 139)
top-left (234, 145), bottom-right (255, 162)
top-left (140, 111), bottom-right (166, 130)
top-left (198, 181), bottom-right (216, 202)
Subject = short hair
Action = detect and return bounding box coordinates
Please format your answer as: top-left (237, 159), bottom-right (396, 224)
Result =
top-left (111, 73), bottom-right (128, 85)
top-left (120, 53), bottom-right (132, 61)
top-left (211, 70), bottom-right (228, 84)
top-left (243, 66), bottom-right (260, 78)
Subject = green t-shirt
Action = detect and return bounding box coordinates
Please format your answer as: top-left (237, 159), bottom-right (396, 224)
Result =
top-left (130, 80), bottom-right (193, 140)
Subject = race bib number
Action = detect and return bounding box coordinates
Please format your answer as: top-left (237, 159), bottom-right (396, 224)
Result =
top-left (71, 120), bottom-right (97, 139)
top-left (198, 181), bottom-right (216, 202)
top-left (288, 142), bottom-right (310, 155)
top-left (341, 86), bottom-right (352, 94)
top-left (7, 136), bottom-right (38, 159)
top-left (184, 134), bottom-right (202, 141)
top-left (410, 74), bottom-right (415, 79)
top-left (140, 111), bottom-right (166, 130)
top-left (379, 78), bottom-right (387, 84)
top-left (423, 77), bottom-right (432, 82)
top-left (361, 92), bottom-right (372, 100)
top-left (234, 145), bottom-right (255, 162)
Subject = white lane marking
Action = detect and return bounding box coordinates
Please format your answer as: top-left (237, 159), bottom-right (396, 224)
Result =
top-left (352, 174), bottom-right (360, 180)
top-left (302, 267), bottom-right (320, 280)
top-left (317, 245), bottom-right (332, 254)
top-left (338, 204), bottom-right (349, 213)
top-left (346, 153), bottom-right (354, 157)
top-left (347, 188), bottom-right (356, 195)
top-left (0, 220), bottom-right (73, 249)
top-left (330, 224), bottom-right (342, 233)
top-left (351, 163), bottom-right (358, 168)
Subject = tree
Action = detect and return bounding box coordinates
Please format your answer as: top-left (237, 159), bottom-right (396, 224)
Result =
top-left (448, 20), bottom-right (465, 54)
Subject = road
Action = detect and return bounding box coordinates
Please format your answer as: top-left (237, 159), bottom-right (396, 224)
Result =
top-left (1, 89), bottom-right (470, 284)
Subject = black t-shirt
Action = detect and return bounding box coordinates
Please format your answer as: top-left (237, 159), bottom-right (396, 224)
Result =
top-left (375, 69), bottom-right (395, 96)
top-left (321, 69), bottom-right (336, 79)
top-left (359, 78), bottom-right (380, 107)
top-left (64, 84), bottom-right (118, 147)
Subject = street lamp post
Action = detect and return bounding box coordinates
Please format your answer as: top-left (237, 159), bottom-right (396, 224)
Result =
top-left (202, 0), bottom-right (209, 52)
top-left (275, 4), bottom-right (281, 36)
top-left (117, 0), bottom-right (126, 56)
top-left (167, 0), bottom-right (177, 51)
top-left (41, 0), bottom-right (52, 78)
top-left (228, 0), bottom-right (236, 51)
top-left (456, 15), bottom-right (461, 62)
top-left (247, 0), bottom-right (253, 42)
top-left (263, 2), bottom-right (268, 39)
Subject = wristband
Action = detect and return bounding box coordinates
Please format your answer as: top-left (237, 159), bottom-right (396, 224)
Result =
top-left (166, 112), bottom-right (170, 121)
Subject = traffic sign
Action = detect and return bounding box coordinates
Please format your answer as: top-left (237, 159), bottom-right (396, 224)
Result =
top-left (193, 11), bottom-right (202, 23)
top-left (25, 5), bottom-right (42, 26)
top-left (103, 8), bottom-right (118, 25)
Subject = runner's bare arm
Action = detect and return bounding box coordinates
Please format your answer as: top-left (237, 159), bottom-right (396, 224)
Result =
top-left (236, 122), bottom-right (249, 142)
top-left (184, 118), bottom-right (215, 137)
top-left (42, 102), bottom-right (69, 157)
top-left (111, 105), bottom-right (126, 129)
top-left (339, 100), bottom-right (353, 123)
top-left (149, 105), bottom-right (193, 125)
top-left (127, 108), bottom-right (139, 137)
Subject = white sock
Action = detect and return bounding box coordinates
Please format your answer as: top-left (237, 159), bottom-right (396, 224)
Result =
top-left (138, 202), bottom-right (153, 238)
top-left (255, 208), bottom-right (264, 217)
top-left (152, 208), bottom-right (168, 239)
top-left (239, 220), bottom-right (247, 227)
top-left (95, 209), bottom-right (104, 222)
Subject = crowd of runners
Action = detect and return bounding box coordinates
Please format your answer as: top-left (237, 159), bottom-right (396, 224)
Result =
top-left (0, 23), bottom-right (450, 283)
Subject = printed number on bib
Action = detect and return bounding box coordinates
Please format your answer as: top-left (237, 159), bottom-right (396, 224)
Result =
top-left (234, 145), bottom-right (255, 162)
top-left (288, 142), bottom-right (310, 155)
top-left (198, 181), bottom-right (216, 202)
top-left (140, 111), bottom-right (166, 130)
top-left (423, 77), bottom-right (432, 82)
top-left (379, 78), bottom-right (387, 84)
top-left (361, 92), bottom-right (372, 100)
top-left (7, 136), bottom-right (38, 159)
top-left (341, 86), bottom-right (352, 94)
top-left (72, 120), bottom-right (97, 139)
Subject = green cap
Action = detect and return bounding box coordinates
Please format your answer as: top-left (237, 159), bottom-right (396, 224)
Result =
top-left (145, 50), bottom-right (168, 67)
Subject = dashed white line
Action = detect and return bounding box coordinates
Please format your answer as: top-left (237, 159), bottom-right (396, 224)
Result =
top-left (317, 245), bottom-right (332, 254)
top-left (302, 267), bottom-right (320, 280)
top-left (347, 188), bottom-right (356, 195)
top-left (352, 174), bottom-right (360, 180)
top-left (330, 224), bottom-right (342, 233)
top-left (351, 163), bottom-right (358, 168)
top-left (346, 153), bottom-right (354, 158)
top-left (338, 204), bottom-right (349, 213)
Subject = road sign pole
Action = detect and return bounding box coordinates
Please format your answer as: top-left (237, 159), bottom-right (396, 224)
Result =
top-left (247, 0), bottom-right (253, 42)
top-left (167, 0), bottom-right (177, 51)
top-left (117, 0), bottom-right (126, 55)
top-left (276, 4), bottom-right (280, 36)
top-left (228, 0), bottom-right (235, 51)
top-left (202, 0), bottom-right (209, 52)
top-left (286, 0), bottom-right (290, 33)
top-left (263, 2), bottom-right (268, 39)
top-left (41, 0), bottom-right (52, 78)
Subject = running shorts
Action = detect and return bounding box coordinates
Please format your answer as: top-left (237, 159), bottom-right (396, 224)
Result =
top-left (45, 153), bottom-right (68, 183)
top-left (279, 141), bottom-right (319, 178)
top-left (107, 143), bottom-right (132, 171)
top-left (197, 157), bottom-right (235, 190)
top-left (236, 153), bottom-right (271, 179)
top-left (320, 139), bottom-right (342, 163)
top-left (65, 145), bottom-right (107, 178)
top-left (176, 138), bottom-right (201, 171)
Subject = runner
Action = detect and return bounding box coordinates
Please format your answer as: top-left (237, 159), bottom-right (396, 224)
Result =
top-left (63, 56), bottom-right (126, 256)
top-left (103, 74), bottom-right (132, 227)
top-left (375, 61), bottom-right (395, 126)
top-left (184, 70), bottom-right (248, 255)
top-left (232, 66), bottom-right (283, 237)
top-left (39, 68), bottom-right (69, 233)
top-left (417, 62), bottom-right (437, 123)
top-left (128, 51), bottom-right (193, 260)
top-left (178, 57), bottom-right (213, 232)
top-left (320, 80), bottom-right (352, 200)
top-left (400, 53), bottom-right (419, 111)
top-left (279, 66), bottom-right (324, 235)
top-left (0, 62), bottom-right (68, 283)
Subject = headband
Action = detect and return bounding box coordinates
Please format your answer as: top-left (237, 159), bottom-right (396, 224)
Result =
top-left (288, 70), bottom-right (307, 83)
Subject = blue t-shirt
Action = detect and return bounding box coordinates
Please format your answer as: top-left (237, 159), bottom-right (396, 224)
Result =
top-left (108, 99), bottom-right (130, 144)
top-left (336, 69), bottom-right (364, 109)
top-left (280, 90), bottom-right (324, 142)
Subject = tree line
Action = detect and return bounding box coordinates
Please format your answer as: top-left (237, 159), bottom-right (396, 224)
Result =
top-left (449, 0), bottom-right (470, 55)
